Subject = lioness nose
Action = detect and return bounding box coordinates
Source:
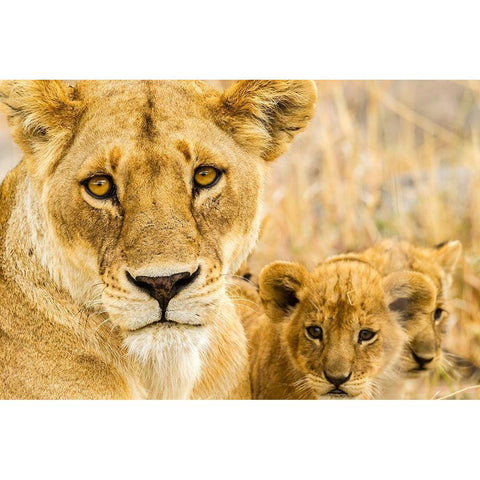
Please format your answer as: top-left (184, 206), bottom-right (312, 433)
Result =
top-left (412, 351), bottom-right (434, 368)
top-left (324, 371), bottom-right (352, 388)
top-left (129, 267), bottom-right (200, 309)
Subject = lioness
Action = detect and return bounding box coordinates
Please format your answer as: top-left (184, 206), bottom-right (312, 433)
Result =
top-left (241, 258), bottom-right (436, 399)
top-left (0, 80), bottom-right (317, 399)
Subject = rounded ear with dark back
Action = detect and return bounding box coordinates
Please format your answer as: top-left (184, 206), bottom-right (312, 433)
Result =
top-left (259, 261), bottom-right (308, 322)
top-left (383, 271), bottom-right (436, 324)
top-left (215, 80), bottom-right (317, 162)
top-left (0, 80), bottom-right (84, 178)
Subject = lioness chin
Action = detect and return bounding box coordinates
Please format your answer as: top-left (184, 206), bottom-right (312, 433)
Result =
top-left (0, 80), bottom-right (317, 399)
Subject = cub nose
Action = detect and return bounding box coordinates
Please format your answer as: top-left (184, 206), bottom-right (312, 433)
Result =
top-left (324, 371), bottom-right (352, 388)
top-left (128, 267), bottom-right (200, 310)
top-left (412, 351), bottom-right (434, 368)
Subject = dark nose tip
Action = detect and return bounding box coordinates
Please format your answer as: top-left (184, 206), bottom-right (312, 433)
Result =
top-left (128, 267), bottom-right (200, 310)
top-left (324, 371), bottom-right (352, 388)
top-left (412, 351), bottom-right (434, 368)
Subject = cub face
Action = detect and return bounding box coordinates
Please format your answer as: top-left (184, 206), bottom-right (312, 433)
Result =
top-left (0, 80), bottom-right (317, 345)
top-left (259, 259), bottom-right (435, 399)
top-left (360, 240), bottom-right (462, 376)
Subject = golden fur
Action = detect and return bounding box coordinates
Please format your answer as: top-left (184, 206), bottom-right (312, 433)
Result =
top-left (0, 80), bottom-right (317, 399)
top-left (239, 258), bottom-right (436, 399)
top-left (333, 239), bottom-right (462, 377)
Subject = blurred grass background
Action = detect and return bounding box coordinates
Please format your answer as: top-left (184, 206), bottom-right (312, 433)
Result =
top-left (2, 80), bottom-right (480, 398)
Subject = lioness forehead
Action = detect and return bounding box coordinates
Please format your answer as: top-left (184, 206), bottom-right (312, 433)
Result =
top-left (65, 81), bottom-right (241, 179)
top-left (76, 80), bottom-right (215, 114)
top-left (73, 81), bottom-right (220, 145)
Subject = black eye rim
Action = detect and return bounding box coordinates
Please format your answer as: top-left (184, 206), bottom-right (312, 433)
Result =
top-left (433, 307), bottom-right (445, 321)
top-left (193, 165), bottom-right (223, 189)
top-left (82, 175), bottom-right (117, 200)
top-left (358, 329), bottom-right (376, 343)
top-left (306, 325), bottom-right (323, 341)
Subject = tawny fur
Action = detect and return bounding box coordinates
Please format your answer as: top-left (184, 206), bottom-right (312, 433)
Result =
top-left (0, 80), bottom-right (317, 399)
top-left (332, 240), bottom-right (462, 375)
top-left (236, 259), bottom-right (437, 399)
top-left (328, 239), bottom-right (462, 398)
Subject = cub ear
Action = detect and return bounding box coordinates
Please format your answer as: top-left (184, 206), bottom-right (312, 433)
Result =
top-left (0, 80), bottom-right (83, 169)
top-left (432, 240), bottom-right (462, 274)
top-left (383, 271), bottom-right (436, 323)
top-left (216, 80), bottom-right (317, 162)
top-left (259, 261), bottom-right (308, 321)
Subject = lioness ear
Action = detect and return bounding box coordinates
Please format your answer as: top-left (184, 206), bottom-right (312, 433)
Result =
top-left (383, 271), bottom-right (436, 323)
top-left (0, 80), bottom-right (83, 171)
top-left (259, 261), bottom-right (308, 321)
top-left (216, 80), bottom-right (317, 162)
top-left (432, 240), bottom-right (462, 274)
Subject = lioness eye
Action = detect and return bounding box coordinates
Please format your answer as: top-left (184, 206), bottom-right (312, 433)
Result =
top-left (434, 308), bottom-right (444, 321)
top-left (306, 325), bottom-right (323, 340)
top-left (84, 175), bottom-right (116, 199)
top-left (194, 166), bottom-right (221, 188)
top-left (358, 329), bottom-right (376, 343)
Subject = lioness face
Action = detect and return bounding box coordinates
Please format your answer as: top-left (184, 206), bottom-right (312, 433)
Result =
top-left (259, 260), bottom-right (435, 399)
top-left (51, 87), bottom-right (264, 333)
top-left (0, 81), bottom-right (317, 340)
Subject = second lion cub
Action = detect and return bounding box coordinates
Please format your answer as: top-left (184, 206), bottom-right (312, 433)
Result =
top-left (242, 258), bottom-right (436, 399)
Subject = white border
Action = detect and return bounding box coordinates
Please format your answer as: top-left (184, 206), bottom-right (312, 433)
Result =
top-left (1, 0), bottom-right (480, 78)
top-left (1, 400), bottom-right (478, 479)
top-left (1, 1), bottom-right (479, 477)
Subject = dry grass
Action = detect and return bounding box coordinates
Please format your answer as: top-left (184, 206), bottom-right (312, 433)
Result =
top-left (1, 80), bottom-right (480, 399)
top-left (241, 80), bottom-right (480, 399)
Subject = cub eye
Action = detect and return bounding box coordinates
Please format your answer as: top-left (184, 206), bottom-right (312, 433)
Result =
top-left (358, 329), bottom-right (376, 343)
top-left (306, 325), bottom-right (323, 341)
top-left (84, 175), bottom-right (116, 199)
top-left (434, 308), bottom-right (444, 321)
top-left (194, 166), bottom-right (221, 188)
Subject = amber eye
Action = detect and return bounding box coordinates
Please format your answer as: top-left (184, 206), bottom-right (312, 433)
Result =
top-left (306, 325), bottom-right (323, 340)
top-left (434, 308), bottom-right (444, 321)
top-left (84, 175), bottom-right (115, 199)
top-left (358, 329), bottom-right (376, 343)
top-left (193, 166), bottom-right (221, 188)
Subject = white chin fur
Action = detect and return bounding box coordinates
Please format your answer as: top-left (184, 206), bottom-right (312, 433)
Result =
top-left (124, 326), bottom-right (210, 399)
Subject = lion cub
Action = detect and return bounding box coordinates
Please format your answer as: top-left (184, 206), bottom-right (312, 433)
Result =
top-left (242, 258), bottom-right (435, 399)
top-left (335, 239), bottom-right (462, 378)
